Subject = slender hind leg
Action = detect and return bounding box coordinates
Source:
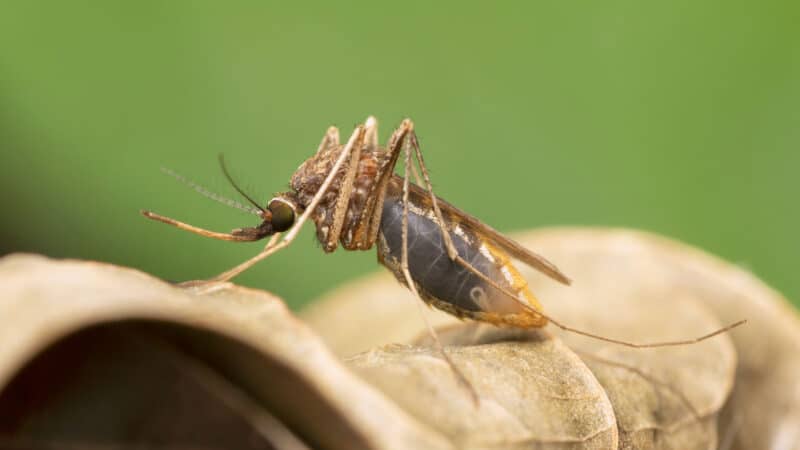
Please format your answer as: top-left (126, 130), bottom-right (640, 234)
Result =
top-left (210, 122), bottom-right (366, 282)
top-left (398, 129), bottom-right (479, 405)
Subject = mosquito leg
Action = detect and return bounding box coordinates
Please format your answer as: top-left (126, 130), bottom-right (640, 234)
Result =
top-left (210, 122), bottom-right (366, 282)
top-left (363, 119), bottom-right (411, 248)
top-left (210, 233), bottom-right (283, 282)
top-left (316, 125), bottom-right (340, 155)
top-left (344, 118), bottom-right (411, 250)
top-left (447, 249), bottom-right (747, 347)
top-left (324, 117), bottom-right (370, 250)
top-left (363, 115), bottom-right (378, 152)
top-left (409, 159), bottom-right (423, 187)
top-left (338, 115), bottom-right (380, 248)
top-left (406, 129), bottom-right (458, 261)
top-left (399, 133), bottom-right (479, 405)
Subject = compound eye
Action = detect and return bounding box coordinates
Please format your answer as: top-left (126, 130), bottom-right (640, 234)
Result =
top-left (268, 199), bottom-right (295, 232)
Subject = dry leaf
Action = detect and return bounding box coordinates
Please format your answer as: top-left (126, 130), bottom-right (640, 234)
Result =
top-left (348, 330), bottom-right (617, 449)
top-left (0, 254), bottom-right (451, 450)
top-left (509, 230), bottom-right (737, 450)
top-left (306, 276), bottom-right (731, 449)
top-left (512, 229), bottom-right (800, 450)
top-left (2, 227), bottom-right (796, 450)
top-left (304, 228), bottom-right (797, 449)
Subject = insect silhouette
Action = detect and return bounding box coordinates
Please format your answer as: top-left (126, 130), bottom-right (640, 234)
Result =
top-left (142, 117), bottom-right (745, 401)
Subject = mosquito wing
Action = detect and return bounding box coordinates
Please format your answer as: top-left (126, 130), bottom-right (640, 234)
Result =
top-left (397, 177), bottom-right (572, 285)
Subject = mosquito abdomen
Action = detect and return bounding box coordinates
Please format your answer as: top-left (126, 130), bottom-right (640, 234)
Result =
top-left (376, 194), bottom-right (547, 328)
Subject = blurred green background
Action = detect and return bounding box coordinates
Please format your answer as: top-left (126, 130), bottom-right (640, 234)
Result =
top-left (1, 1), bottom-right (797, 310)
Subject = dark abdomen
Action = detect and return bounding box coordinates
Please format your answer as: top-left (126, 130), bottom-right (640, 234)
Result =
top-left (376, 192), bottom-right (546, 328)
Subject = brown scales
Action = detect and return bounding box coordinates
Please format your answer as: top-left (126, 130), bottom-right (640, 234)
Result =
top-left (291, 146), bottom-right (394, 252)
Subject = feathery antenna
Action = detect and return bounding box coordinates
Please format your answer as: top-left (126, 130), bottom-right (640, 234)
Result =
top-left (160, 167), bottom-right (262, 216)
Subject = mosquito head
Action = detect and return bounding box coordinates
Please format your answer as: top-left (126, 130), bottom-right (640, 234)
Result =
top-left (260, 196), bottom-right (297, 234)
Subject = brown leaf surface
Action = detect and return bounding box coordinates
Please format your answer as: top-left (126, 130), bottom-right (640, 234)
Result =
top-left (305, 228), bottom-right (793, 449)
top-left (513, 228), bottom-right (800, 450)
top-left (0, 253), bottom-right (452, 450)
top-left (510, 230), bottom-right (738, 450)
top-left (2, 227), bottom-right (796, 450)
top-left (348, 331), bottom-right (617, 449)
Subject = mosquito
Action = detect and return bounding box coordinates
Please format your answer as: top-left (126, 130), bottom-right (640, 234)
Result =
top-left (142, 116), bottom-right (745, 402)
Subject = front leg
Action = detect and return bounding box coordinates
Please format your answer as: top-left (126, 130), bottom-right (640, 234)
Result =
top-left (323, 117), bottom-right (370, 251)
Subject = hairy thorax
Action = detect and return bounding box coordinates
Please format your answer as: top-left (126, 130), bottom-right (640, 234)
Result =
top-left (290, 144), bottom-right (393, 251)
